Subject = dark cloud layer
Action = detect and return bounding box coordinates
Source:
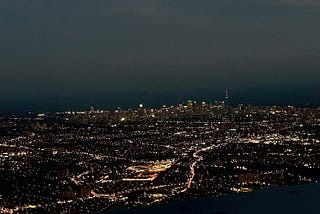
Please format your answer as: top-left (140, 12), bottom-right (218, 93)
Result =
top-left (1, 0), bottom-right (320, 111)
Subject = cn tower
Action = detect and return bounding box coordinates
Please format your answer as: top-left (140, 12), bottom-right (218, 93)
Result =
top-left (225, 88), bottom-right (229, 100)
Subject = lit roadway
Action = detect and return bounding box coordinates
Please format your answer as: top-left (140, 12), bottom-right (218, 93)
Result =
top-left (181, 143), bottom-right (225, 193)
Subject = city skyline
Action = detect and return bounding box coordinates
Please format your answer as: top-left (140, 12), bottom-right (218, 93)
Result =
top-left (1, 85), bottom-right (319, 113)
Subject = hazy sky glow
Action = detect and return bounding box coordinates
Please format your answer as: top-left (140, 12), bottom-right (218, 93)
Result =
top-left (1, 0), bottom-right (320, 111)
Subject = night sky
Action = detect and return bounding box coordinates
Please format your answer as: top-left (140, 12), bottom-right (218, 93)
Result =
top-left (1, 0), bottom-right (320, 112)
